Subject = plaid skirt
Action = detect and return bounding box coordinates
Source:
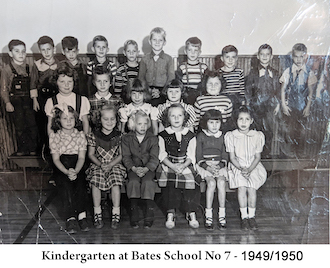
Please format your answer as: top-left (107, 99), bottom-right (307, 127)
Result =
top-left (156, 163), bottom-right (201, 190)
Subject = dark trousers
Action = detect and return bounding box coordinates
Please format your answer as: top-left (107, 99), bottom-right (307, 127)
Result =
top-left (10, 96), bottom-right (38, 153)
top-left (126, 170), bottom-right (156, 200)
top-left (53, 154), bottom-right (88, 220)
top-left (161, 181), bottom-right (200, 213)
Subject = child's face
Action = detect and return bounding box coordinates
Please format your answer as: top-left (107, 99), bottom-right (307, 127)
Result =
top-left (257, 49), bottom-right (272, 67)
top-left (94, 74), bottom-right (111, 94)
top-left (63, 47), bottom-right (79, 63)
top-left (206, 77), bottom-right (222, 95)
top-left (60, 112), bottom-right (75, 131)
top-left (221, 51), bottom-right (238, 70)
top-left (124, 44), bottom-right (139, 63)
top-left (167, 87), bottom-right (181, 103)
top-left (39, 43), bottom-right (55, 61)
top-left (9, 45), bottom-right (26, 65)
top-left (207, 119), bottom-right (221, 134)
top-left (101, 110), bottom-right (116, 133)
top-left (168, 107), bottom-right (184, 129)
top-left (131, 91), bottom-right (144, 106)
top-left (149, 33), bottom-right (166, 53)
top-left (292, 50), bottom-right (307, 68)
top-left (57, 75), bottom-right (74, 96)
top-left (237, 112), bottom-right (253, 133)
top-left (93, 41), bottom-right (109, 58)
top-left (185, 44), bottom-right (201, 63)
top-left (135, 116), bottom-right (148, 136)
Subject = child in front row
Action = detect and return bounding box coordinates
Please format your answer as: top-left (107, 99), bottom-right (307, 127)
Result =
top-left (224, 106), bottom-right (267, 230)
top-left (118, 78), bottom-right (158, 134)
top-left (196, 109), bottom-right (228, 231)
top-left (114, 40), bottom-right (140, 103)
top-left (86, 105), bottom-right (127, 229)
top-left (49, 105), bottom-right (89, 234)
top-left (176, 37), bottom-right (208, 105)
top-left (218, 45), bottom-right (245, 112)
top-left (157, 79), bottom-right (196, 133)
top-left (138, 27), bottom-right (175, 106)
top-left (157, 103), bottom-right (200, 229)
top-left (121, 111), bottom-right (159, 229)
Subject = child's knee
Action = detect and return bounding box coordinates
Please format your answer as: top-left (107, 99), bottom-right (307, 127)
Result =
top-left (206, 177), bottom-right (216, 190)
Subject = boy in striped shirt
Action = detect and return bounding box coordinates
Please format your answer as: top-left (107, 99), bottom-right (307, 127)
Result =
top-left (87, 35), bottom-right (117, 97)
top-left (176, 37), bottom-right (208, 105)
top-left (218, 45), bottom-right (245, 111)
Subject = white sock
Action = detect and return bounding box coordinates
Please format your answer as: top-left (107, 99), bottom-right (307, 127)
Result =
top-left (218, 207), bottom-right (226, 218)
top-left (205, 208), bottom-right (213, 218)
top-left (78, 212), bottom-right (86, 221)
top-left (240, 207), bottom-right (248, 219)
top-left (248, 207), bottom-right (256, 218)
top-left (94, 206), bottom-right (102, 215)
top-left (112, 206), bottom-right (120, 215)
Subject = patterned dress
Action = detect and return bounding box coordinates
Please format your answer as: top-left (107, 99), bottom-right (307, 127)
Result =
top-left (224, 129), bottom-right (267, 190)
top-left (86, 129), bottom-right (126, 190)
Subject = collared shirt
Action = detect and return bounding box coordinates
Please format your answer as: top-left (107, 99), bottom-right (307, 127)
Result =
top-left (30, 57), bottom-right (59, 98)
top-left (279, 64), bottom-right (317, 87)
top-left (88, 92), bottom-right (123, 112)
top-left (258, 64), bottom-right (273, 78)
top-left (121, 131), bottom-right (159, 172)
top-left (118, 102), bottom-right (158, 123)
top-left (138, 50), bottom-right (175, 87)
top-left (0, 60), bottom-right (29, 103)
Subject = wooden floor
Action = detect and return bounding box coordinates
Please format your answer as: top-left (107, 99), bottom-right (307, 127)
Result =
top-left (0, 166), bottom-right (328, 244)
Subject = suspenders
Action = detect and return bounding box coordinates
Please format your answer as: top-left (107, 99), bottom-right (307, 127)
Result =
top-left (51, 94), bottom-right (82, 115)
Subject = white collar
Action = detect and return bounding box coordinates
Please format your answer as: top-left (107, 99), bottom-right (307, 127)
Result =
top-left (165, 127), bottom-right (189, 135)
top-left (232, 129), bottom-right (257, 137)
top-left (95, 92), bottom-right (112, 100)
top-left (292, 64), bottom-right (307, 74)
top-left (202, 129), bottom-right (222, 138)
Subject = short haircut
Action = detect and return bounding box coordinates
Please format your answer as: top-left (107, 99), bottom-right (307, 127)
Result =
top-left (149, 27), bottom-right (166, 41)
top-left (162, 103), bottom-right (190, 128)
top-left (8, 39), bottom-right (26, 51)
top-left (258, 44), bottom-right (273, 55)
top-left (92, 65), bottom-right (111, 80)
top-left (222, 45), bottom-right (238, 56)
top-left (51, 105), bottom-right (82, 133)
top-left (123, 39), bottom-right (139, 51)
top-left (62, 36), bottom-right (78, 50)
top-left (51, 63), bottom-right (75, 85)
top-left (126, 78), bottom-right (151, 102)
top-left (93, 105), bottom-right (119, 131)
top-left (200, 70), bottom-right (226, 94)
top-left (292, 43), bottom-right (307, 54)
top-left (92, 35), bottom-right (108, 47)
top-left (199, 109), bottom-right (223, 130)
top-left (185, 37), bottom-right (202, 49)
top-left (37, 36), bottom-right (54, 48)
top-left (127, 110), bottom-right (151, 131)
top-left (162, 79), bottom-right (187, 99)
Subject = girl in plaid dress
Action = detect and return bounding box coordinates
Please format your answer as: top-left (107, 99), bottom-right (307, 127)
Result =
top-left (156, 103), bottom-right (201, 229)
top-left (86, 105), bottom-right (126, 229)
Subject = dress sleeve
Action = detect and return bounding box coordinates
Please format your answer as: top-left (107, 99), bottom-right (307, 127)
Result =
top-left (150, 105), bottom-right (159, 121)
top-left (78, 131), bottom-right (87, 151)
top-left (187, 136), bottom-right (197, 165)
top-left (255, 131), bottom-right (265, 153)
top-left (158, 135), bottom-right (168, 162)
top-left (49, 132), bottom-right (60, 154)
top-left (118, 106), bottom-right (128, 123)
top-left (224, 131), bottom-right (235, 153)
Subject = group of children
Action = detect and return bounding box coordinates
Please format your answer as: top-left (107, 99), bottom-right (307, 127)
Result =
top-left (1, 26), bottom-right (319, 234)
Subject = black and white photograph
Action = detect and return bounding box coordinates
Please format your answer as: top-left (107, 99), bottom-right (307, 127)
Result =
top-left (0, 0), bottom-right (329, 266)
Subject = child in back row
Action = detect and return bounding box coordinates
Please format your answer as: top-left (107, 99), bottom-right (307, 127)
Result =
top-left (218, 45), bottom-right (245, 112)
top-left (157, 79), bottom-right (196, 132)
top-left (118, 78), bottom-right (158, 134)
top-left (87, 35), bottom-right (117, 96)
top-left (121, 111), bottom-right (159, 229)
top-left (60, 36), bottom-right (88, 97)
top-left (114, 40), bottom-right (140, 103)
top-left (157, 103), bottom-right (200, 229)
top-left (176, 37), bottom-right (208, 105)
top-left (88, 65), bottom-right (123, 131)
top-left (86, 105), bottom-right (127, 229)
top-left (138, 27), bottom-right (175, 106)
top-left (196, 109), bottom-right (228, 231)
top-left (0, 39), bottom-right (38, 155)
